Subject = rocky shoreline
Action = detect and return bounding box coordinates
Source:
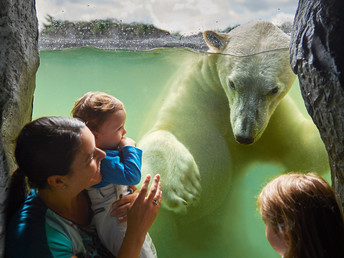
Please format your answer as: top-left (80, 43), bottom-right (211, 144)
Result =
top-left (38, 17), bottom-right (210, 51)
top-left (38, 17), bottom-right (292, 52)
top-left (38, 34), bottom-right (209, 51)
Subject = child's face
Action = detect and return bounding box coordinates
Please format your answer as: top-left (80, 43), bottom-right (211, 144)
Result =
top-left (94, 109), bottom-right (127, 150)
top-left (265, 221), bottom-right (288, 256)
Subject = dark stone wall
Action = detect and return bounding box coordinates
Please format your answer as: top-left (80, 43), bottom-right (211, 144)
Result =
top-left (290, 0), bottom-right (344, 204)
top-left (0, 0), bottom-right (39, 256)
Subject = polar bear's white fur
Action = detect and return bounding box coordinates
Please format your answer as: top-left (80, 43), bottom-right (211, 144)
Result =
top-left (138, 21), bottom-right (329, 216)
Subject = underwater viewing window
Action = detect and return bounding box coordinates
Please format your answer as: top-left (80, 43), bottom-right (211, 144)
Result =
top-left (33, 1), bottom-right (331, 257)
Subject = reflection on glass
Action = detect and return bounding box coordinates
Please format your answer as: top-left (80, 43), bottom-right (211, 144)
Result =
top-left (33, 3), bottom-right (329, 256)
top-left (33, 45), bottom-right (330, 257)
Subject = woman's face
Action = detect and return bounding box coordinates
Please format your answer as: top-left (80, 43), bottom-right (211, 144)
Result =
top-left (67, 127), bottom-right (106, 191)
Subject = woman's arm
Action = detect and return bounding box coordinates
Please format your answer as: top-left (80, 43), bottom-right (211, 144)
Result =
top-left (117, 174), bottom-right (162, 258)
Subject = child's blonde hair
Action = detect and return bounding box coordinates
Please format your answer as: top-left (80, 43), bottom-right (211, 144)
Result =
top-left (72, 91), bottom-right (124, 132)
top-left (258, 172), bottom-right (344, 258)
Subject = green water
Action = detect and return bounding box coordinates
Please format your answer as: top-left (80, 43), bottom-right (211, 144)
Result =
top-left (34, 47), bottom-right (331, 258)
top-left (34, 47), bottom-right (184, 139)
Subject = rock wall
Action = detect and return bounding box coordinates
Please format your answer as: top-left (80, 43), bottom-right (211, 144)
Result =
top-left (290, 0), bottom-right (344, 204)
top-left (0, 0), bottom-right (39, 255)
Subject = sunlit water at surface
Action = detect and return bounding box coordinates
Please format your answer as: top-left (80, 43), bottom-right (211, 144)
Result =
top-left (33, 47), bottom-right (331, 258)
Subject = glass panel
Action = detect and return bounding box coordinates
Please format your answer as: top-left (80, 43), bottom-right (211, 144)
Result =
top-left (33, 1), bottom-right (330, 258)
top-left (33, 47), bottom-right (331, 257)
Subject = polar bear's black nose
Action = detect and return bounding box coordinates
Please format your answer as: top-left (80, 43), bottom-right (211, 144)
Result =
top-left (236, 136), bottom-right (254, 145)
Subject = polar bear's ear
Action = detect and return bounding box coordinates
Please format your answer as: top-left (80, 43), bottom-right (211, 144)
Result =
top-left (204, 31), bottom-right (229, 52)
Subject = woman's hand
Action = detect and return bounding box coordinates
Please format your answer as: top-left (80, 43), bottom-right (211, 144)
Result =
top-left (111, 186), bottom-right (139, 222)
top-left (116, 174), bottom-right (162, 258)
top-left (127, 174), bottom-right (162, 236)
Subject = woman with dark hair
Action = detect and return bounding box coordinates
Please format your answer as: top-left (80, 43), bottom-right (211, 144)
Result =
top-left (258, 173), bottom-right (344, 258)
top-left (6, 116), bottom-right (162, 258)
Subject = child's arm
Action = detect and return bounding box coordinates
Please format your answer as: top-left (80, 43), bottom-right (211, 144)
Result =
top-left (99, 137), bottom-right (142, 186)
top-left (118, 145), bottom-right (142, 185)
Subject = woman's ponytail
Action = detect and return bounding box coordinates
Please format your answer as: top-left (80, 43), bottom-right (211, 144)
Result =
top-left (5, 168), bottom-right (29, 226)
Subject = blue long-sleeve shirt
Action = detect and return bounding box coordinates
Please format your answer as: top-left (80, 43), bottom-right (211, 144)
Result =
top-left (91, 146), bottom-right (142, 188)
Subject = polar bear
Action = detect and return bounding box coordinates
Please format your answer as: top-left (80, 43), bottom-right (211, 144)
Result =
top-left (138, 21), bottom-right (329, 216)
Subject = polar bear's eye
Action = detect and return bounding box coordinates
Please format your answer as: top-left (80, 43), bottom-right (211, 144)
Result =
top-left (269, 87), bottom-right (279, 95)
top-left (228, 80), bottom-right (235, 90)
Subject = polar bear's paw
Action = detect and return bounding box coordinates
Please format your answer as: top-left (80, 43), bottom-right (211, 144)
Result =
top-left (139, 130), bottom-right (202, 214)
top-left (162, 154), bottom-right (201, 214)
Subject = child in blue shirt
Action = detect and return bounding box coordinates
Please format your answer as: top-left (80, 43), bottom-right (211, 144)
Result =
top-left (72, 91), bottom-right (157, 258)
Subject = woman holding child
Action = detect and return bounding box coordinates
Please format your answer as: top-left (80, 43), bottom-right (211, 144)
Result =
top-left (6, 116), bottom-right (162, 257)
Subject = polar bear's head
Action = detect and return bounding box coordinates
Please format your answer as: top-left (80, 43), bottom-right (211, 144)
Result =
top-left (204, 21), bottom-right (296, 144)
